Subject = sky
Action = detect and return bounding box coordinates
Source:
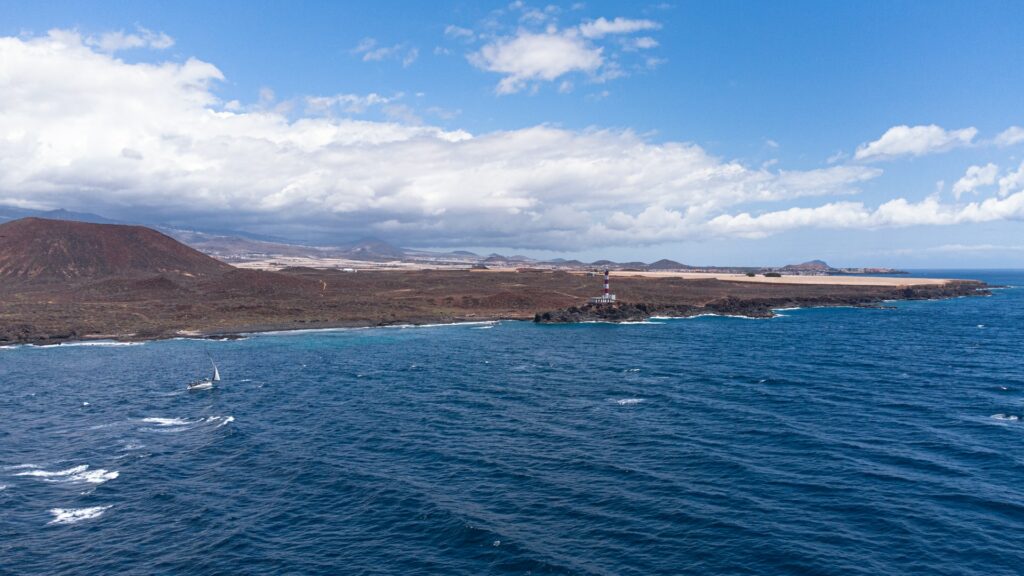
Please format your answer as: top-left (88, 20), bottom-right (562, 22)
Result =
top-left (1, 0), bottom-right (1023, 267)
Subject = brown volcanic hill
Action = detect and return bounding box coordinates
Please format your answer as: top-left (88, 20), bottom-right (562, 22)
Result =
top-left (781, 259), bottom-right (832, 273)
top-left (648, 258), bottom-right (692, 270)
top-left (0, 217), bottom-right (232, 283)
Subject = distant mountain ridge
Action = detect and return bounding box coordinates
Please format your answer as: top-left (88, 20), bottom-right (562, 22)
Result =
top-left (0, 208), bottom-right (904, 274)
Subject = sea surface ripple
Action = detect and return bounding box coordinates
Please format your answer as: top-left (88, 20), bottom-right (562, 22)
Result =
top-left (2, 270), bottom-right (1023, 575)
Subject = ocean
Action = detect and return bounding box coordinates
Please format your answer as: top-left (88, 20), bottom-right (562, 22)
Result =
top-left (2, 270), bottom-right (1022, 575)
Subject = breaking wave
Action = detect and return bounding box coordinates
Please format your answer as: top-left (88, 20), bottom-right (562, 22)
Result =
top-left (141, 417), bottom-right (192, 426)
top-left (15, 465), bottom-right (118, 485)
top-left (991, 414), bottom-right (1020, 422)
top-left (48, 506), bottom-right (111, 525)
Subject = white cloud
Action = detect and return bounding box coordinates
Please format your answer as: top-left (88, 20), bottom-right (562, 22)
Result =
top-left (468, 31), bottom-right (603, 94)
top-left (4, 30), bottom-right (1022, 249)
top-left (466, 13), bottom-right (663, 94)
top-left (707, 193), bottom-right (1024, 238)
top-left (579, 17), bottom-right (660, 39)
top-left (444, 25), bottom-right (475, 40)
top-left (995, 126), bottom-right (1024, 147)
top-left (854, 124), bottom-right (977, 161)
top-left (883, 243), bottom-right (1024, 257)
top-left (999, 161), bottom-right (1024, 197)
top-left (629, 36), bottom-right (659, 50)
top-left (85, 26), bottom-right (174, 52)
top-left (305, 92), bottom-right (401, 115)
top-left (952, 163), bottom-right (998, 199)
top-left (402, 47), bottom-right (419, 67)
top-left (352, 38), bottom-right (418, 67)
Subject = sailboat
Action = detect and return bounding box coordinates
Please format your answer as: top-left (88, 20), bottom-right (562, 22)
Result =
top-left (187, 355), bottom-right (221, 391)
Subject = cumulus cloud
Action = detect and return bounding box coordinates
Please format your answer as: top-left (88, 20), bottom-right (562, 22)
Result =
top-left (995, 126), bottom-right (1024, 147)
top-left (952, 163), bottom-right (998, 199)
top-left (466, 12), bottom-right (662, 94)
top-left (85, 26), bottom-right (174, 52)
top-left (854, 124), bottom-right (977, 161)
top-left (2, 30), bottom-right (1020, 249)
top-left (999, 161), bottom-right (1024, 197)
top-left (468, 31), bottom-right (603, 94)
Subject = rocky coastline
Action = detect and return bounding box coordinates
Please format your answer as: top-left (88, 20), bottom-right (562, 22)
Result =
top-left (534, 281), bottom-right (991, 323)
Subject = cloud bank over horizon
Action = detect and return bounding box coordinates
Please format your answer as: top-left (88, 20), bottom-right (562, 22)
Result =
top-left (1, 29), bottom-right (1023, 251)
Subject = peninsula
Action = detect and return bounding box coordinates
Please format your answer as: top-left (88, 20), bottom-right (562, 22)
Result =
top-left (0, 218), bottom-right (990, 345)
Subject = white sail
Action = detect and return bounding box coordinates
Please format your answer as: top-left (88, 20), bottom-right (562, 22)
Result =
top-left (211, 358), bottom-right (221, 382)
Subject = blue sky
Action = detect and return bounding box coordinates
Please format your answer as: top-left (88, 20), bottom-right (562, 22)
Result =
top-left (1, 1), bottom-right (1023, 266)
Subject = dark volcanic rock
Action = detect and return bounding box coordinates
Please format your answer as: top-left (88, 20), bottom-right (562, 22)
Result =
top-left (535, 302), bottom-right (663, 323)
top-left (535, 281), bottom-right (990, 324)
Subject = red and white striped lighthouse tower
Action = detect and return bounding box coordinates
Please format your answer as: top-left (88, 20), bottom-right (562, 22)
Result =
top-left (590, 269), bottom-right (617, 304)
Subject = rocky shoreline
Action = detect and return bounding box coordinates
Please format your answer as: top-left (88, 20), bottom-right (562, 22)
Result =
top-left (0, 267), bottom-right (993, 347)
top-left (534, 281), bottom-right (991, 323)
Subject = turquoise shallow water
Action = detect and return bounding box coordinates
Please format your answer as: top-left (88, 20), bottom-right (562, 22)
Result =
top-left (1, 270), bottom-right (1023, 575)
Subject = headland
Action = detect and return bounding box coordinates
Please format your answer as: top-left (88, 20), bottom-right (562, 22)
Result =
top-left (0, 218), bottom-right (991, 345)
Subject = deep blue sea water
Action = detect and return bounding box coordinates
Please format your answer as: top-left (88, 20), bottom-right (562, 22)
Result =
top-left (2, 270), bottom-right (1023, 575)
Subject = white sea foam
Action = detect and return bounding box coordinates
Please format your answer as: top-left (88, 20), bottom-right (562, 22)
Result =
top-left (250, 326), bottom-right (368, 336)
top-left (0, 484), bottom-right (8, 491)
top-left (79, 469), bottom-right (120, 483)
top-left (141, 417), bottom-right (192, 426)
top-left (253, 320), bottom-right (498, 337)
top-left (16, 465), bottom-right (88, 478)
top-left (389, 320), bottom-right (501, 329)
top-left (204, 415), bottom-right (235, 428)
top-left (620, 320), bottom-right (665, 325)
top-left (16, 465), bottom-right (118, 484)
top-left (665, 313), bottom-right (771, 320)
top-left (616, 398), bottom-right (645, 405)
top-left (48, 506), bottom-right (111, 525)
top-left (578, 320), bottom-right (663, 325)
top-left (31, 341), bottom-right (143, 348)
top-left (991, 414), bottom-right (1020, 422)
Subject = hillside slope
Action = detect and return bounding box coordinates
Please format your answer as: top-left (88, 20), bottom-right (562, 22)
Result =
top-left (0, 218), bottom-right (231, 282)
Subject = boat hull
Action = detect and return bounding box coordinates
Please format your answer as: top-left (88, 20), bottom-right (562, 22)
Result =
top-left (187, 380), bottom-right (214, 391)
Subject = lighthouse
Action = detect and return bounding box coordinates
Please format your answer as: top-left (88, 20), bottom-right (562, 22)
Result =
top-left (589, 269), bottom-right (617, 304)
